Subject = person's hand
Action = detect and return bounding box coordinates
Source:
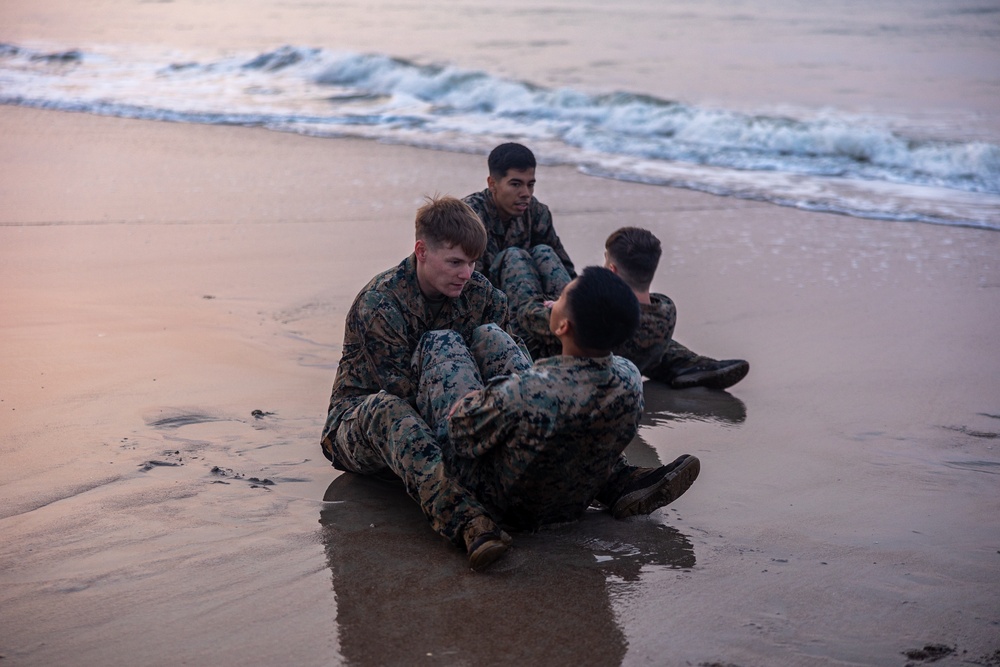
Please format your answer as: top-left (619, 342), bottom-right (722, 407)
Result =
top-left (542, 300), bottom-right (555, 309)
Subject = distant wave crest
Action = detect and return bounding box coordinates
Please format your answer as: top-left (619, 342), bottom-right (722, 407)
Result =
top-left (2, 43), bottom-right (998, 228)
top-left (311, 49), bottom-right (1000, 195)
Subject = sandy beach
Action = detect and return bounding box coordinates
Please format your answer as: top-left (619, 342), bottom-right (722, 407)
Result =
top-left (2, 105), bottom-right (1000, 666)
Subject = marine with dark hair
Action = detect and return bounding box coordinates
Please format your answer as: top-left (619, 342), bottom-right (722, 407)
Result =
top-left (465, 144), bottom-right (749, 390)
top-left (562, 265), bottom-right (640, 350)
top-left (605, 227), bottom-right (749, 389)
top-left (410, 266), bottom-right (701, 568)
top-left (462, 142), bottom-right (575, 284)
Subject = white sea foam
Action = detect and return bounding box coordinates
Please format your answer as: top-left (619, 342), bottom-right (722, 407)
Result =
top-left (2, 43), bottom-right (998, 229)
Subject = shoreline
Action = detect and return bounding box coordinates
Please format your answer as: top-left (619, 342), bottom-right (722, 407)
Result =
top-left (2, 105), bottom-right (999, 666)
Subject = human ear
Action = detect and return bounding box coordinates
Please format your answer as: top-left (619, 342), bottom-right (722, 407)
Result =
top-left (604, 251), bottom-right (616, 272)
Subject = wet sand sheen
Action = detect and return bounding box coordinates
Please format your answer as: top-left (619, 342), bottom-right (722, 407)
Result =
top-left (1, 106), bottom-right (999, 666)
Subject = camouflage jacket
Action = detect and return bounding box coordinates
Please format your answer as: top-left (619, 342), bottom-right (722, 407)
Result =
top-left (447, 354), bottom-right (643, 527)
top-left (614, 293), bottom-right (677, 376)
top-left (322, 254), bottom-right (510, 443)
top-left (462, 188), bottom-right (576, 280)
top-left (520, 293), bottom-right (678, 377)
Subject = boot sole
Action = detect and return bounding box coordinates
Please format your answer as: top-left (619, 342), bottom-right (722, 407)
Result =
top-left (468, 539), bottom-right (510, 571)
top-left (612, 455), bottom-right (701, 519)
top-left (671, 361), bottom-right (749, 390)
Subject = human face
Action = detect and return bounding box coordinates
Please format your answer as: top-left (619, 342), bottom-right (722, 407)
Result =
top-left (415, 240), bottom-right (478, 299)
top-left (488, 167), bottom-right (535, 221)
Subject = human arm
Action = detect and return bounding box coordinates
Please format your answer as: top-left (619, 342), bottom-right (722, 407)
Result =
top-left (511, 298), bottom-right (560, 360)
top-left (446, 375), bottom-right (524, 459)
top-left (349, 290), bottom-right (419, 402)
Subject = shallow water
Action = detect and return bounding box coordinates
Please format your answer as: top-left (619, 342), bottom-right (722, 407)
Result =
top-left (2, 6), bottom-right (1000, 663)
top-left (3, 0), bottom-right (999, 227)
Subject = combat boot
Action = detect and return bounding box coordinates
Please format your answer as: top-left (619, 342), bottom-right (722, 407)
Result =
top-left (670, 358), bottom-right (749, 390)
top-left (464, 515), bottom-right (512, 571)
top-left (611, 455), bottom-right (701, 519)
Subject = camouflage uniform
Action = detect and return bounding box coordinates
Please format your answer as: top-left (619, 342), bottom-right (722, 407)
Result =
top-left (413, 324), bottom-right (645, 530)
top-left (320, 254), bottom-right (509, 546)
top-left (614, 294), bottom-right (701, 381)
top-left (499, 263), bottom-right (701, 382)
top-left (463, 189), bottom-right (711, 383)
top-left (493, 245), bottom-right (569, 360)
top-left (462, 189), bottom-right (576, 284)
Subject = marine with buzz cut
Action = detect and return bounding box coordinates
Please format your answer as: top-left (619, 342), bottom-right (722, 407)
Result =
top-left (464, 142), bottom-right (749, 391)
top-left (410, 266), bottom-right (701, 569)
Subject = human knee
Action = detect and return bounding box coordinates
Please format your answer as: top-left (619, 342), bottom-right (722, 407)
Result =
top-left (495, 246), bottom-right (533, 267)
top-left (529, 244), bottom-right (557, 262)
top-left (471, 323), bottom-right (507, 346)
top-left (421, 328), bottom-right (464, 348)
top-left (414, 329), bottom-right (466, 365)
top-left (471, 324), bottom-right (531, 377)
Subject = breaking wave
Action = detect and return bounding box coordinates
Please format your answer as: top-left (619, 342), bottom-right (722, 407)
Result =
top-left (3, 43), bottom-right (998, 229)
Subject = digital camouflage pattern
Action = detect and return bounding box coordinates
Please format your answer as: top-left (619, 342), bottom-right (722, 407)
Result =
top-left (320, 254), bottom-right (510, 545)
top-left (615, 294), bottom-right (702, 382)
top-left (613, 293), bottom-right (677, 374)
top-left (322, 253), bottom-right (509, 444)
top-left (462, 188), bottom-right (576, 283)
top-left (493, 245), bottom-right (569, 360)
top-left (413, 325), bottom-right (645, 530)
top-left (503, 275), bottom-right (703, 383)
top-left (413, 324), bottom-right (532, 444)
top-left (325, 390), bottom-right (490, 544)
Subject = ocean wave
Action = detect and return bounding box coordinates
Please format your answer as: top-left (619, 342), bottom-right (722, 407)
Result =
top-left (2, 42), bottom-right (998, 229)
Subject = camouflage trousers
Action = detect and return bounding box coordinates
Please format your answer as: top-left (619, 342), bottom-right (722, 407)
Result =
top-left (414, 324), bottom-right (638, 524)
top-left (645, 340), bottom-right (703, 382)
top-left (325, 393), bottom-right (490, 547)
top-left (492, 245), bottom-right (569, 360)
top-left (412, 323), bottom-right (532, 440)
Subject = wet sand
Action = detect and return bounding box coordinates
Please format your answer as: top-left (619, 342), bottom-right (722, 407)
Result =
top-left (2, 105), bottom-right (999, 666)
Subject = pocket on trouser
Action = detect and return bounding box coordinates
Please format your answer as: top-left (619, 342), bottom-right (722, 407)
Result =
top-left (330, 406), bottom-right (388, 474)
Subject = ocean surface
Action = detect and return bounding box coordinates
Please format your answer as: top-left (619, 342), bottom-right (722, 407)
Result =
top-left (3, 0), bottom-right (999, 229)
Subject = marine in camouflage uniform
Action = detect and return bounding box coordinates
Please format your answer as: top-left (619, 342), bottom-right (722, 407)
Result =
top-left (413, 323), bottom-right (644, 531)
top-left (614, 294), bottom-right (706, 381)
top-left (603, 226), bottom-right (748, 389)
top-left (462, 187), bottom-right (576, 285)
top-left (321, 253), bottom-right (509, 547)
top-left (493, 242), bottom-right (704, 374)
top-left (464, 145), bottom-right (726, 385)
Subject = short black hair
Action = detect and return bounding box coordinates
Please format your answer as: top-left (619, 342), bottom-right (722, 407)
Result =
top-left (566, 266), bottom-right (640, 351)
top-left (605, 227), bottom-right (662, 291)
top-left (488, 143), bottom-right (536, 180)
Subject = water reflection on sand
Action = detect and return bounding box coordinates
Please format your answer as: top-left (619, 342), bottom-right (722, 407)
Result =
top-left (317, 381), bottom-right (747, 665)
top-left (320, 472), bottom-right (694, 666)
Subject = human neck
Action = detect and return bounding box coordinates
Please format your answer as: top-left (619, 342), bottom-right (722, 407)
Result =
top-left (560, 338), bottom-right (608, 359)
